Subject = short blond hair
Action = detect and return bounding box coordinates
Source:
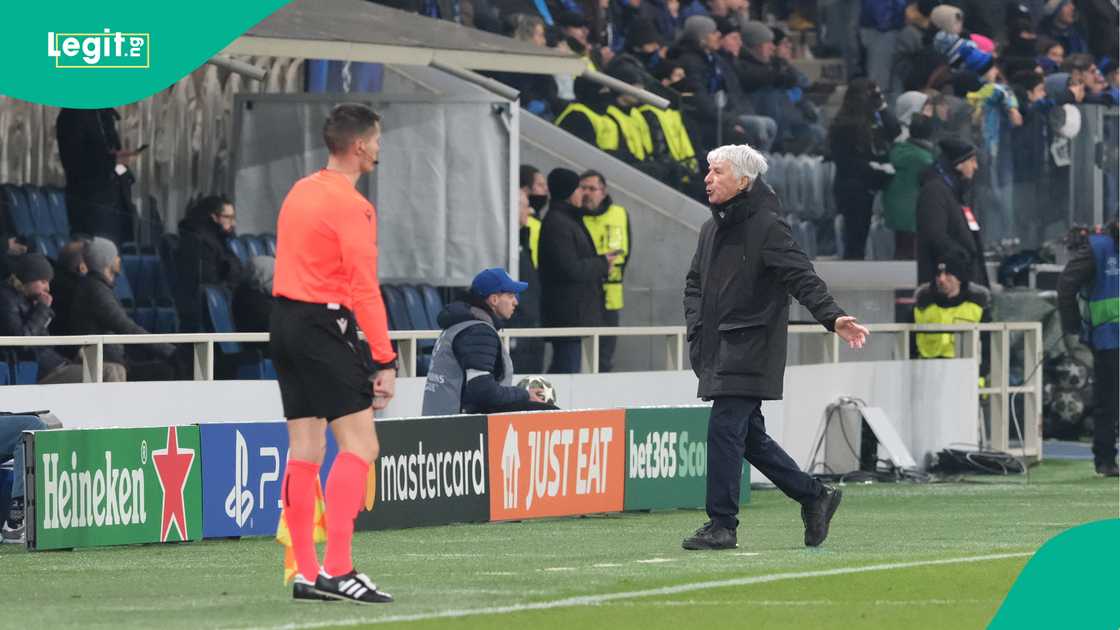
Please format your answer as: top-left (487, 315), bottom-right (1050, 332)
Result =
top-left (707, 144), bottom-right (769, 181)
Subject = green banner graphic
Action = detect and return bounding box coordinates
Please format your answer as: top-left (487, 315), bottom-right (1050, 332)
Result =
top-left (30, 426), bottom-right (203, 550)
top-left (2, 1), bottom-right (288, 108)
top-left (988, 519), bottom-right (1120, 629)
top-left (624, 407), bottom-right (749, 511)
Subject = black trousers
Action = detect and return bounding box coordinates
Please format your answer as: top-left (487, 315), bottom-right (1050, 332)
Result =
top-left (1093, 349), bottom-right (1119, 466)
top-left (707, 396), bottom-right (823, 530)
top-left (836, 185), bottom-right (873, 260)
top-left (599, 309), bottom-right (620, 373)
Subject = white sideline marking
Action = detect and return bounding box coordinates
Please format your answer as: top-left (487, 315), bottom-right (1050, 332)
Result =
top-left (542, 567), bottom-right (576, 572)
top-left (733, 552), bottom-right (761, 557)
top-left (635, 558), bottom-right (674, 564)
top-left (251, 552), bottom-right (1031, 630)
top-left (592, 563), bottom-right (623, 568)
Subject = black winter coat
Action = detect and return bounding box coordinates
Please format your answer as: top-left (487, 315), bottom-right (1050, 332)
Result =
top-left (538, 200), bottom-right (609, 327)
top-left (915, 160), bottom-right (989, 287)
top-left (176, 215), bottom-right (243, 329)
top-left (684, 183), bottom-right (846, 400)
top-left (0, 284), bottom-right (67, 375)
top-left (69, 273), bottom-right (175, 364)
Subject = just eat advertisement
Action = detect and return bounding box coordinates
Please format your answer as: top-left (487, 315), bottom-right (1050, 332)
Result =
top-left (487, 409), bottom-right (625, 521)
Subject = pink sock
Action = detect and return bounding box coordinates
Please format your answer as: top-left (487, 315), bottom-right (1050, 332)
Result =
top-left (281, 459), bottom-right (321, 582)
top-left (323, 451), bottom-right (370, 577)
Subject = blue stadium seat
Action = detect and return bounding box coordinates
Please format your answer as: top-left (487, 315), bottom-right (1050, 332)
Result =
top-left (113, 266), bottom-right (136, 308)
top-left (44, 187), bottom-right (70, 236)
top-left (381, 285), bottom-right (410, 330)
top-left (2, 185), bottom-right (35, 238)
top-left (203, 285), bottom-right (271, 380)
top-left (202, 286), bottom-right (241, 355)
top-left (418, 284), bottom-right (444, 329)
top-left (400, 285), bottom-right (435, 375)
top-left (121, 255), bottom-right (146, 304)
top-left (21, 185), bottom-right (54, 236)
top-left (262, 233), bottom-right (277, 256)
top-left (400, 286), bottom-right (432, 331)
top-left (31, 235), bottom-right (59, 259)
top-left (0, 363), bottom-right (9, 385)
top-left (14, 361), bottom-right (38, 385)
top-left (227, 238), bottom-right (249, 265)
top-left (242, 234), bottom-right (266, 258)
top-left (154, 307), bottom-right (178, 333)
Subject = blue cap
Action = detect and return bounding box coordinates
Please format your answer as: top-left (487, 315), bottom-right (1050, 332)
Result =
top-left (470, 268), bottom-right (528, 297)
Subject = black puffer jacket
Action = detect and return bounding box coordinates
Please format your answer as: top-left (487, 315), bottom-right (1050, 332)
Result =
top-left (438, 300), bottom-right (529, 413)
top-left (539, 200), bottom-right (609, 327)
top-left (175, 214), bottom-right (243, 330)
top-left (0, 284), bottom-right (67, 375)
top-left (915, 160), bottom-right (989, 288)
top-left (684, 182), bottom-right (846, 400)
top-left (69, 272), bottom-right (175, 364)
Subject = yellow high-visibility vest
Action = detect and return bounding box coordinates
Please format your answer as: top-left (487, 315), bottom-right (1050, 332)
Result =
top-left (583, 203), bottom-right (630, 310)
top-left (526, 214), bottom-right (541, 269)
top-left (555, 103), bottom-right (619, 153)
top-left (913, 288), bottom-right (987, 358)
top-left (638, 104), bottom-right (698, 172)
top-left (606, 105), bottom-right (651, 162)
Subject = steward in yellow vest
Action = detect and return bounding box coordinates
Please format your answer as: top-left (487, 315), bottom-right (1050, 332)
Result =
top-left (913, 258), bottom-right (990, 359)
top-left (578, 172), bottom-right (631, 312)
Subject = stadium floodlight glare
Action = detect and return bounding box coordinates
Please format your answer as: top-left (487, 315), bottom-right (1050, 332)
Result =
top-left (429, 60), bottom-right (520, 101)
top-left (206, 55), bottom-right (268, 82)
top-left (581, 70), bottom-right (670, 110)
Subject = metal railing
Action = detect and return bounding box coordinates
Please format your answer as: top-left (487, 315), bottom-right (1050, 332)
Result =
top-left (0, 322), bottom-right (1042, 457)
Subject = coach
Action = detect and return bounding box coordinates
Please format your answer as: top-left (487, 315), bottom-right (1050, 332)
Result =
top-left (682, 144), bottom-right (869, 551)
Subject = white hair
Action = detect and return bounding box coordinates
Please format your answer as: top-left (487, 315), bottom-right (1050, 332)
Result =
top-left (706, 144), bottom-right (769, 181)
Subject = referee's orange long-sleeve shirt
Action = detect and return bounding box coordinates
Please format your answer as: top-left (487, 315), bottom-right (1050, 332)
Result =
top-left (273, 169), bottom-right (396, 366)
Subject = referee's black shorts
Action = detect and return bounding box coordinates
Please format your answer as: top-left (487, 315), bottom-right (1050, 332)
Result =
top-left (270, 297), bottom-right (374, 421)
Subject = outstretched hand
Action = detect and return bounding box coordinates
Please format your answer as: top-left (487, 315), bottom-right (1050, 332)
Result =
top-left (835, 316), bottom-right (870, 349)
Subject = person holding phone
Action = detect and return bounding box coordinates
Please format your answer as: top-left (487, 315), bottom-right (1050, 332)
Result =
top-left (56, 108), bottom-right (140, 244)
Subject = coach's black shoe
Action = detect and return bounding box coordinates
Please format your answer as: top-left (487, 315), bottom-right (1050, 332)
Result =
top-left (682, 521), bottom-right (737, 550)
top-left (314, 570), bottom-right (394, 604)
top-left (293, 575), bottom-right (336, 602)
top-left (1096, 463), bottom-right (1119, 477)
top-left (802, 486), bottom-right (842, 547)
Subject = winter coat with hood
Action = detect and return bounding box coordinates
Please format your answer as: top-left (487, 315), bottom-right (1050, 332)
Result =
top-left (69, 271), bottom-right (176, 365)
top-left (436, 299), bottom-right (529, 413)
top-left (883, 137), bottom-right (936, 233)
top-left (915, 159), bottom-right (989, 287)
top-left (0, 283), bottom-right (67, 375)
top-left (684, 181), bottom-right (846, 400)
top-left (538, 198), bottom-right (609, 327)
top-left (176, 213), bottom-right (243, 303)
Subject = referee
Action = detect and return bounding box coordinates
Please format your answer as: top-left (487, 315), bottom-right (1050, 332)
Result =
top-left (272, 104), bottom-right (396, 604)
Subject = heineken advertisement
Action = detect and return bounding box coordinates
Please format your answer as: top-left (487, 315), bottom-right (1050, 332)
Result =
top-left (624, 407), bottom-right (750, 511)
top-left (28, 426), bottom-right (203, 550)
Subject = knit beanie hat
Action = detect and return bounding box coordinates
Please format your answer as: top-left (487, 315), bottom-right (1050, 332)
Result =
top-left (683, 15), bottom-right (717, 43)
top-left (930, 4), bottom-right (964, 33)
top-left (13, 253), bottom-right (53, 284)
top-left (740, 21), bottom-right (774, 47)
top-left (86, 236), bottom-right (119, 273)
top-left (1042, 0), bottom-right (1071, 18)
top-left (939, 138), bottom-right (977, 165)
top-left (627, 18), bottom-right (662, 48)
top-left (547, 168), bottom-right (581, 201)
top-left (934, 31), bottom-right (994, 76)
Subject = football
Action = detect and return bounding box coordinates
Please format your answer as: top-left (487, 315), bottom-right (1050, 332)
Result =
top-left (516, 376), bottom-right (557, 405)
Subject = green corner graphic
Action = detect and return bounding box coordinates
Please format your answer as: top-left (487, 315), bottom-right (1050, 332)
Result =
top-left (2, 1), bottom-right (289, 108)
top-left (989, 519), bottom-right (1120, 629)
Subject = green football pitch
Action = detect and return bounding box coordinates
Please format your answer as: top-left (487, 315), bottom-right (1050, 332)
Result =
top-left (3, 460), bottom-right (1116, 630)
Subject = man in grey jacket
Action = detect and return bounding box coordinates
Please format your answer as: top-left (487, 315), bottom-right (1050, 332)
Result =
top-left (682, 144), bottom-right (870, 551)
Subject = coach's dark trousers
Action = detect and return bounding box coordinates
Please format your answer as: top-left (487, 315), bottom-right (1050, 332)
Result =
top-left (707, 396), bottom-right (823, 529)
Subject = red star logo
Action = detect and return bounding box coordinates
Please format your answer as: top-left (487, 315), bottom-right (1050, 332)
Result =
top-left (152, 427), bottom-right (196, 542)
